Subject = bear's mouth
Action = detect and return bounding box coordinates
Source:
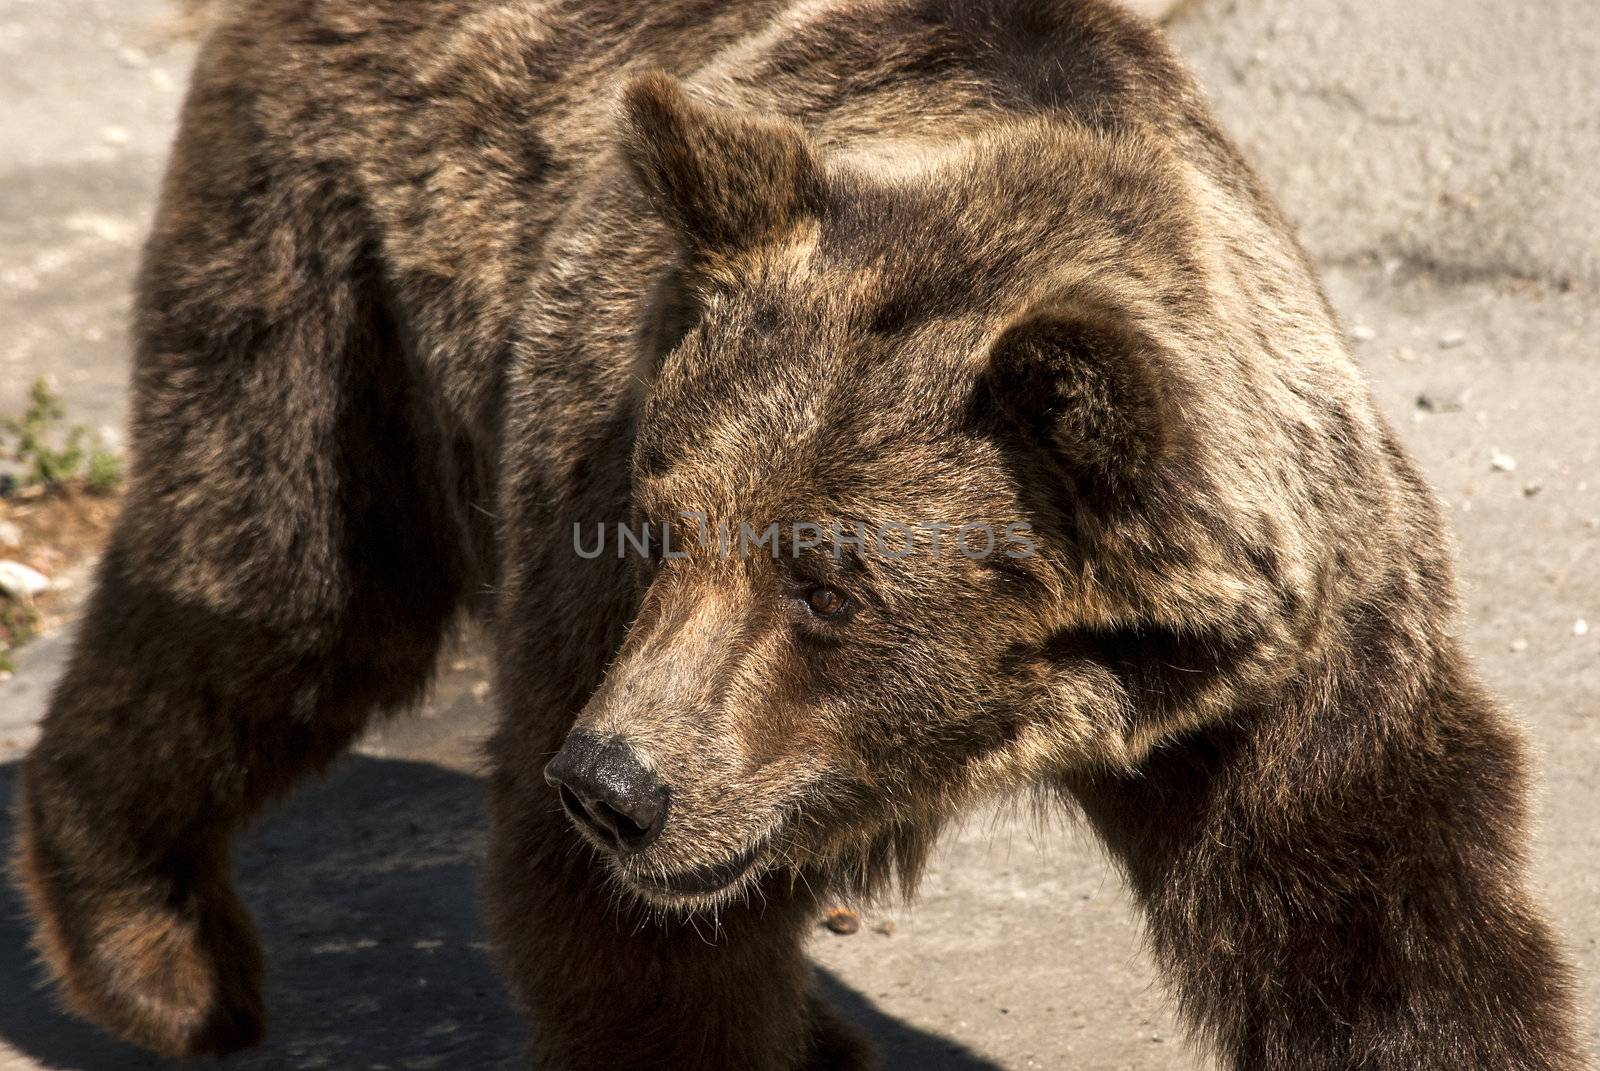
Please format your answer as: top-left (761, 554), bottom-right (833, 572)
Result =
top-left (630, 841), bottom-right (764, 897)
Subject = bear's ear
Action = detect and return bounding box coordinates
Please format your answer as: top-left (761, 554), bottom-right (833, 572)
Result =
top-left (620, 71), bottom-right (824, 252)
top-left (982, 302), bottom-right (1185, 490)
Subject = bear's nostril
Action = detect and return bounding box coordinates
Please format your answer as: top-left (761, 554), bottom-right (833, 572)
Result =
top-left (545, 731), bottom-right (670, 854)
top-left (559, 781), bottom-right (666, 853)
top-left (557, 784), bottom-right (593, 827)
top-left (587, 795), bottom-right (660, 850)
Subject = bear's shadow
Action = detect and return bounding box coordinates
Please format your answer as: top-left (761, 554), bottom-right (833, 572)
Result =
top-left (0, 756), bottom-right (1002, 1070)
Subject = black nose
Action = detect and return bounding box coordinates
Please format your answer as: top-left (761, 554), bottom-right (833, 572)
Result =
top-left (544, 731), bottom-right (669, 853)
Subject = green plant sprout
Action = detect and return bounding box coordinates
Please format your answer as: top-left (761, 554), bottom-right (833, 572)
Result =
top-left (0, 378), bottom-right (123, 494)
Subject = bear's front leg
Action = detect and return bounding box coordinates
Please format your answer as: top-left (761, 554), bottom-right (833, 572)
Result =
top-left (1068, 647), bottom-right (1588, 1070)
top-left (13, 29), bottom-right (471, 1053)
top-left (485, 750), bottom-right (875, 1071)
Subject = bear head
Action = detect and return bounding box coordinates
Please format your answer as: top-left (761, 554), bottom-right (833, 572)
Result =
top-left (544, 72), bottom-right (1290, 912)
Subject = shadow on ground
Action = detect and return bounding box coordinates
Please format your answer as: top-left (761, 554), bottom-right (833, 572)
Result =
top-left (0, 756), bottom-right (1001, 1070)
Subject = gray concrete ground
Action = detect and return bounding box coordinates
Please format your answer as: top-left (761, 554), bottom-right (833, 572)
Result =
top-left (1, 0), bottom-right (1597, 1067)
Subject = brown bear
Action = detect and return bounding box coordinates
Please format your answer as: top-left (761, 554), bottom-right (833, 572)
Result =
top-left (13, 0), bottom-right (1590, 1068)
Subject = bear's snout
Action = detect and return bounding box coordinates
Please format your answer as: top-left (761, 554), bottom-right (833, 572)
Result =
top-left (545, 731), bottom-right (670, 854)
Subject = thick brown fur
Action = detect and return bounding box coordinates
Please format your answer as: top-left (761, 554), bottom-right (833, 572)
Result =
top-left (13, 0), bottom-right (1589, 1068)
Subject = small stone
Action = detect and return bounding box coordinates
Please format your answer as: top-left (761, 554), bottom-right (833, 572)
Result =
top-left (1438, 330), bottom-right (1467, 349)
top-left (1575, 620), bottom-right (1590, 638)
top-left (0, 560), bottom-right (50, 602)
top-left (872, 919), bottom-right (896, 937)
top-left (471, 680), bottom-right (491, 700)
top-left (1415, 389), bottom-right (1466, 414)
top-left (100, 125), bottom-right (131, 147)
top-left (1490, 452), bottom-right (1518, 473)
top-left (1509, 638), bottom-right (1529, 654)
top-left (823, 907), bottom-right (861, 935)
top-left (1349, 324), bottom-right (1376, 343)
top-left (0, 520), bottom-right (21, 549)
top-left (1522, 482), bottom-right (1543, 498)
top-left (1392, 345), bottom-right (1419, 363)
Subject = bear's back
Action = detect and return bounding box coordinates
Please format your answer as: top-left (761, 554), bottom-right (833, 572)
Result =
top-left (188, 0), bottom-right (1297, 329)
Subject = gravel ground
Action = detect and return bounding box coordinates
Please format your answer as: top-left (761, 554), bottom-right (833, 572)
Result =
top-left (1, 0), bottom-right (1595, 1067)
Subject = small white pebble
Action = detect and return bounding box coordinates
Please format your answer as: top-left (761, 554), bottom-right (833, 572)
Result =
top-left (1350, 325), bottom-right (1376, 343)
top-left (1509, 638), bottom-right (1529, 653)
top-left (99, 125), bottom-right (130, 147)
top-left (0, 560), bottom-right (50, 601)
top-left (1490, 452), bottom-right (1518, 473)
top-left (1438, 330), bottom-right (1467, 349)
top-left (0, 520), bottom-right (21, 549)
top-left (1575, 620), bottom-right (1590, 638)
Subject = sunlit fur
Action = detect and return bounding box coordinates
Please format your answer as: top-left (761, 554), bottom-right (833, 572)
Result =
top-left (13, 1), bottom-right (1588, 1069)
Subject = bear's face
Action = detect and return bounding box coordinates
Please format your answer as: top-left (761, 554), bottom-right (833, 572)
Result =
top-left (592, 293), bottom-right (1074, 909)
top-left (549, 74), bottom-right (1222, 910)
top-left (584, 339), bottom-right (1095, 909)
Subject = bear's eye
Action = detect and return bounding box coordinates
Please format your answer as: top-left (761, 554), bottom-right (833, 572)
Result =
top-left (805, 586), bottom-right (850, 618)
